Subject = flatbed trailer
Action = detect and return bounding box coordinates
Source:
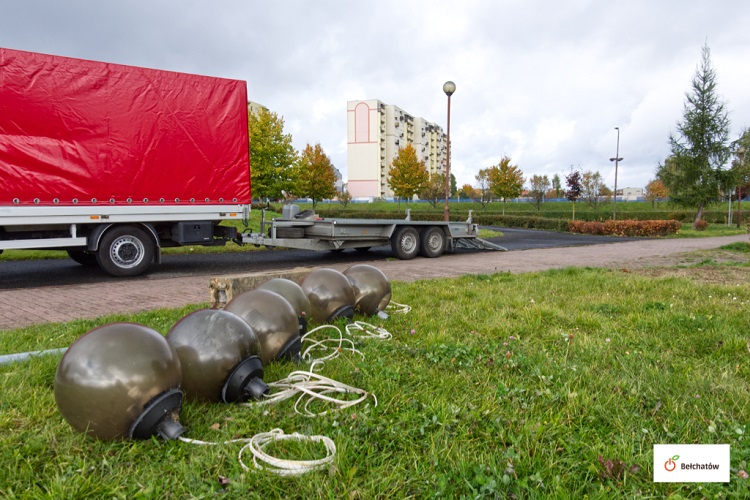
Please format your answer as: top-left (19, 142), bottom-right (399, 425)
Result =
top-left (239, 207), bottom-right (506, 259)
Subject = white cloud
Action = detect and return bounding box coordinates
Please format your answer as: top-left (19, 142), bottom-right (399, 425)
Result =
top-left (2, 0), bottom-right (749, 190)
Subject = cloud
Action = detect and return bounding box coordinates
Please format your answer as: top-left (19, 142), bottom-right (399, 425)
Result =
top-left (2, 0), bottom-right (749, 191)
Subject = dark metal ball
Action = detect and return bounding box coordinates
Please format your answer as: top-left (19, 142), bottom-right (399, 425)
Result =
top-left (300, 268), bottom-right (356, 323)
top-left (343, 264), bottom-right (392, 316)
top-left (256, 278), bottom-right (311, 318)
top-left (166, 309), bottom-right (261, 402)
top-left (54, 323), bottom-right (182, 440)
top-left (224, 289), bottom-right (300, 365)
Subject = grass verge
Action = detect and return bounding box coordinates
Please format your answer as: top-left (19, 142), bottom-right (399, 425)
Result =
top-left (1, 267), bottom-right (749, 498)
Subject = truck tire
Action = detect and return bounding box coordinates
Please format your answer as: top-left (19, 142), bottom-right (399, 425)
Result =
top-left (390, 226), bottom-right (420, 260)
top-left (67, 249), bottom-right (99, 267)
top-left (96, 226), bottom-right (154, 277)
top-left (419, 227), bottom-right (446, 258)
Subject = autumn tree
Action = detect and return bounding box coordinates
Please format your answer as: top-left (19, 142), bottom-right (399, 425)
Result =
top-left (295, 143), bottom-right (337, 209)
top-left (248, 107), bottom-right (298, 202)
top-left (730, 128), bottom-right (750, 205)
top-left (656, 44), bottom-right (731, 227)
top-left (418, 173), bottom-right (447, 208)
top-left (644, 179), bottom-right (669, 207)
top-left (527, 174), bottom-right (551, 211)
top-left (475, 169), bottom-right (493, 209)
top-left (458, 184), bottom-right (479, 200)
top-left (581, 170), bottom-right (610, 210)
top-left (388, 144), bottom-right (429, 206)
top-left (487, 156), bottom-right (524, 215)
top-left (565, 169), bottom-right (583, 220)
top-left (338, 184), bottom-right (352, 208)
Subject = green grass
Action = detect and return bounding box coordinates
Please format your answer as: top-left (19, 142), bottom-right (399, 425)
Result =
top-left (671, 223), bottom-right (748, 239)
top-left (2, 266), bottom-right (749, 497)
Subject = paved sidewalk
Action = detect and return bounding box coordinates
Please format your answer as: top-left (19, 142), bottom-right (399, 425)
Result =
top-left (0, 234), bottom-right (746, 332)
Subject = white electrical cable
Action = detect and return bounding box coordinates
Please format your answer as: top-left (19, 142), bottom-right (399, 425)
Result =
top-left (386, 300), bottom-right (411, 314)
top-left (345, 321), bottom-right (392, 340)
top-left (247, 362), bottom-right (377, 417)
top-left (179, 429), bottom-right (336, 476)
top-left (240, 429), bottom-right (336, 476)
top-left (300, 325), bottom-right (364, 362)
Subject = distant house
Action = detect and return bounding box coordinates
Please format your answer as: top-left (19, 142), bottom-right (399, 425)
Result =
top-left (616, 187), bottom-right (644, 201)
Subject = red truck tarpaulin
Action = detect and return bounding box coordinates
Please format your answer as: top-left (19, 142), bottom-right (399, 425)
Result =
top-left (0, 48), bottom-right (251, 206)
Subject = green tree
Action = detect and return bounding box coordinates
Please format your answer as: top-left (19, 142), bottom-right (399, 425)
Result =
top-left (730, 128), bottom-right (750, 205)
top-left (552, 173), bottom-right (563, 198)
top-left (581, 170), bottom-right (609, 210)
top-left (565, 169), bottom-right (583, 220)
top-left (475, 169), bottom-right (493, 209)
top-left (527, 174), bottom-right (550, 212)
top-left (487, 156), bottom-right (524, 215)
top-left (296, 143), bottom-right (337, 209)
top-left (248, 107), bottom-right (298, 202)
top-left (388, 144), bottom-right (429, 205)
top-left (656, 44), bottom-right (731, 227)
top-left (418, 173), bottom-right (447, 208)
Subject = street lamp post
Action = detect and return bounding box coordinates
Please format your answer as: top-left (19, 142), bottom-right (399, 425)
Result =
top-left (738, 147), bottom-right (746, 228)
top-left (443, 81), bottom-right (456, 222)
top-left (609, 127), bottom-right (623, 221)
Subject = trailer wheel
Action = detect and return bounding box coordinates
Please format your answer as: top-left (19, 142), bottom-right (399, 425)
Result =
top-left (96, 226), bottom-right (154, 277)
top-left (419, 227), bottom-right (446, 258)
top-left (67, 249), bottom-right (98, 267)
top-left (390, 226), bottom-right (420, 260)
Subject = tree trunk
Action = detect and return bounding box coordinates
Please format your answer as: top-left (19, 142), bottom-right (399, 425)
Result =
top-left (502, 199), bottom-right (506, 215)
top-left (572, 201), bottom-right (576, 221)
top-left (693, 202), bottom-right (705, 228)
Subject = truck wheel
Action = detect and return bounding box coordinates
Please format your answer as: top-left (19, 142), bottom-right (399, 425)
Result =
top-left (419, 227), bottom-right (446, 258)
top-left (67, 249), bottom-right (99, 267)
top-left (390, 226), bottom-right (420, 260)
top-left (96, 226), bottom-right (154, 277)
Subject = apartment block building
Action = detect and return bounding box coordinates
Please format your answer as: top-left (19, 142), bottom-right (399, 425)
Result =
top-left (346, 99), bottom-right (447, 199)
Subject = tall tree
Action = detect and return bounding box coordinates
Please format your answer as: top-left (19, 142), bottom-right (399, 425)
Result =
top-left (552, 173), bottom-right (563, 198)
top-left (388, 144), bottom-right (429, 205)
top-left (581, 170), bottom-right (610, 210)
top-left (418, 173), bottom-right (447, 208)
top-left (565, 169), bottom-right (583, 220)
top-left (527, 174), bottom-right (550, 212)
top-left (295, 143), bottom-right (337, 209)
top-left (656, 44), bottom-right (731, 227)
top-left (730, 128), bottom-right (750, 203)
top-left (487, 156), bottom-right (525, 215)
top-left (644, 179), bottom-right (669, 207)
top-left (248, 107), bottom-right (298, 202)
top-left (475, 169), bottom-right (493, 209)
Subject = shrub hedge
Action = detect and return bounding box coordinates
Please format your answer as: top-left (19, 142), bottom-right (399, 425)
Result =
top-left (568, 220), bottom-right (682, 237)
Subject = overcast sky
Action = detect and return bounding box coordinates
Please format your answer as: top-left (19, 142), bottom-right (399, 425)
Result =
top-left (2, 1), bottom-right (749, 191)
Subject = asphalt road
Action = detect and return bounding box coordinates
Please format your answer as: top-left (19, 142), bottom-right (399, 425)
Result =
top-left (0, 228), bottom-right (643, 290)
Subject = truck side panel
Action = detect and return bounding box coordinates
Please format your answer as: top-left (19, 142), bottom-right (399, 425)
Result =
top-left (0, 47), bottom-right (250, 206)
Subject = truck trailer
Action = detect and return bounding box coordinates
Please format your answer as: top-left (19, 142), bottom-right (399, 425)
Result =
top-left (0, 48), bottom-right (502, 277)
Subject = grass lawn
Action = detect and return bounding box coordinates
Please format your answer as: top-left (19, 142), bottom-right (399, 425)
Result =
top-left (1, 247), bottom-right (749, 498)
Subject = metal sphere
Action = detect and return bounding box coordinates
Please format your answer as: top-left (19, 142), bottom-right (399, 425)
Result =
top-left (224, 289), bottom-right (300, 365)
top-left (343, 264), bottom-right (392, 316)
top-left (256, 278), bottom-right (311, 318)
top-left (166, 309), bottom-right (266, 403)
top-left (54, 323), bottom-right (183, 440)
top-left (300, 268), bottom-right (356, 323)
